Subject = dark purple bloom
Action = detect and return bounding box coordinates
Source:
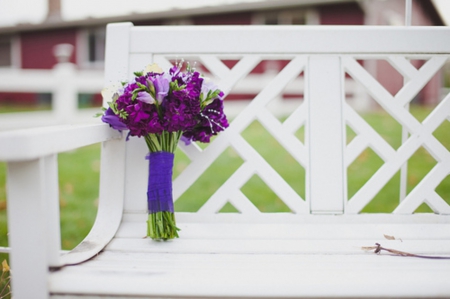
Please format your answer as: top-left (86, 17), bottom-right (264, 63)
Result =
top-left (182, 98), bottom-right (229, 143)
top-left (162, 89), bottom-right (201, 132)
top-left (114, 87), bottom-right (164, 137)
top-left (135, 75), bottom-right (147, 85)
top-left (101, 107), bottom-right (128, 130)
top-left (101, 64), bottom-right (228, 143)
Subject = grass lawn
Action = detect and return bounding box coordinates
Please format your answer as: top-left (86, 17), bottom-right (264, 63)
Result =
top-left (0, 104), bottom-right (51, 114)
top-left (0, 104), bottom-right (448, 257)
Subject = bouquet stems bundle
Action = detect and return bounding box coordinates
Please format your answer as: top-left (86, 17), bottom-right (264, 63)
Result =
top-left (100, 62), bottom-right (229, 240)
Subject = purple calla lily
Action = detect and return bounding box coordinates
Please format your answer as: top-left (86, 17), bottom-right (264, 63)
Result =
top-left (101, 107), bottom-right (128, 130)
top-left (137, 91), bottom-right (156, 104)
top-left (150, 74), bottom-right (170, 104)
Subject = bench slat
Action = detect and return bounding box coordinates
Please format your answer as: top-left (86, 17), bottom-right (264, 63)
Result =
top-left (116, 221), bottom-right (450, 240)
top-left (50, 252), bottom-right (450, 298)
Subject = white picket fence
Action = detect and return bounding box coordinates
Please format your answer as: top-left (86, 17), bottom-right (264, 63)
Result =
top-left (0, 45), bottom-right (373, 131)
top-left (0, 63), bottom-right (103, 131)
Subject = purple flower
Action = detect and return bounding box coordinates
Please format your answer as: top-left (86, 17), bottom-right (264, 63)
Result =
top-left (100, 64), bottom-right (228, 143)
top-left (137, 91), bottom-right (155, 104)
top-left (114, 86), bottom-right (164, 137)
top-left (182, 98), bottom-right (229, 143)
top-left (201, 79), bottom-right (217, 97)
top-left (149, 74), bottom-right (170, 103)
top-left (180, 134), bottom-right (192, 146)
top-left (162, 89), bottom-right (200, 132)
top-left (101, 107), bottom-right (128, 130)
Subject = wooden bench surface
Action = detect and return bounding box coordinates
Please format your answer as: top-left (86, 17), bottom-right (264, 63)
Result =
top-left (1, 24), bottom-right (450, 298)
top-left (50, 214), bottom-right (450, 298)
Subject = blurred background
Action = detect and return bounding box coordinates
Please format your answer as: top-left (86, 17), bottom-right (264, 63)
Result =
top-left (0, 0), bottom-right (449, 265)
top-left (0, 0), bottom-right (449, 128)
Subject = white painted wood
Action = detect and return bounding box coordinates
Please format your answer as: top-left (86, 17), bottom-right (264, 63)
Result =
top-left (49, 252), bottom-right (450, 298)
top-left (197, 162), bottom-right (257, 214)
top-left (0, 123), bottom-right (121, 161)
top-left (60, 136), bottom-right (126, 265)
top-left (2, 24), bottom-right (450, 298)
top-left (230, 135), bottom-right (306, 213)
top-left (405, 0), bottom-right (412, 26)
top-left (257, 108), bottom-right (307, 167)
top-left (147, 212), bottom-right (450, 224)
top-left (344, 55), bottom-right (450, 213)
top-left (103, 22), bottom-right (133, 89)
top-left (387, 56), bottom-right (418, 80)
top-left (0, 64), bottom-right (104, 130)
top-left (52, 63), bottom-right (78, 122)
top-left (395, 162), bottom-right (450, 214)
top-left (307, 56), bottom-right (345, 213)
top-left (116, 215), bottom-right (450, 240)
top-left (105, 238), bottom-right (450, 255)
top-left (7, 158), bottom-right (51, 299)
top-left (396, 56), bottom-right (448, 106)
top-left (130, 26), bottom-right (450, 54)
top-left (345, 103), bottom-right (396, 163)
top-left (122, 138), bottom-right (149, 213)
top-left (43, 154), bottom-right (62, 267)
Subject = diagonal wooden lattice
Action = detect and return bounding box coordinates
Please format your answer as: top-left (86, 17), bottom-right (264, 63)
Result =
top-left (344, 56), bottom-right (450, 214)
top-left (153, 54), bottom-right (308, 214)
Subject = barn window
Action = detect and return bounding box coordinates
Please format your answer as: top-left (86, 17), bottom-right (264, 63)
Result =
top-left (87, 27), bottom-right (106, 64)
top-left (0, 37), bottom-right (12, 67)
top-left (253, 9), bottom-right (319, 25)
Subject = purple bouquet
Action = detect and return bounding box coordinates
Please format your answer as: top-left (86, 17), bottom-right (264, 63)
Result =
top-left (100, 63), bottom-right (229, 240)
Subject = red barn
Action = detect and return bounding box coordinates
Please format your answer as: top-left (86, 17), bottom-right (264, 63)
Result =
top-left (0, 0), bottom-right (445, 107)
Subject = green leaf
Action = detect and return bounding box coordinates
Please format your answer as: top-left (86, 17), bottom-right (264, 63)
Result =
top-left (147, 79), bottom-right (156, 95)
top-left (112, 92), bottom-right (119, 102)
top-left (170, 81), bottom-right (186, 91)
top-left (136, 82), bottom-right (148, 91)
top-left (107, 101), bottom-right (118, 114)
top-left (118, 110), bottom-right (128, 119)
top-left (134, 71), bottom-right (144, 77)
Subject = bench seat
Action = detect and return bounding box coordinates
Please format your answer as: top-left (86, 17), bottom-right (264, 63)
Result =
top-left (49, 214), bottom-right (450, 298)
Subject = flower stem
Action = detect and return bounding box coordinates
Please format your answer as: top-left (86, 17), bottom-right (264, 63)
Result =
top-left (147, 211), bottom-right (180, 240)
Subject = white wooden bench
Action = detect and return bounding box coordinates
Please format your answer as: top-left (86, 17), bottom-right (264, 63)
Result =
top-left (1, 23), bottom-right (450, 298)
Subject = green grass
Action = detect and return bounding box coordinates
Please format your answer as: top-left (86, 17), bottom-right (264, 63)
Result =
top-left (0, 104), bottom-right (51, 114)
top-left (0, 105), bottom-right (448, 257)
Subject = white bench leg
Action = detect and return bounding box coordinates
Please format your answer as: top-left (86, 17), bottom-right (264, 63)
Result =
top-left (6, 155), bottom-right (61, 299)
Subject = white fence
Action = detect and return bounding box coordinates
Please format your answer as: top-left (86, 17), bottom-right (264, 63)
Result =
top-left (0, 45), bottom-right (374, 131)
top-left (0, 62), bottom-right (103, 131)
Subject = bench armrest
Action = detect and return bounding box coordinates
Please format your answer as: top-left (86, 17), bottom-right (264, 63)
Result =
top-left (0, 123), bottom-right (121, 162)
top-left (2, 122), bottom-right (126, 276)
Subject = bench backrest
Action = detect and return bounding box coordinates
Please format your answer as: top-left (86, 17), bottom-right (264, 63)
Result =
top-left (104, 23), bottom-right (450, 219)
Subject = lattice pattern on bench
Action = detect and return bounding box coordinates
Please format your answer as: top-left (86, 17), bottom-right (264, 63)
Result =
top-left (344, 56), bottom-right (450, 214)
top-left (124, 53), bottom-right (450, 216)
top-left (156, 55), bottom-right (309, 215)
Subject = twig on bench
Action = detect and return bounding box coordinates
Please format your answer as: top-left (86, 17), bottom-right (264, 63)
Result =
top-left (362, 243), bottom-right (450, 260)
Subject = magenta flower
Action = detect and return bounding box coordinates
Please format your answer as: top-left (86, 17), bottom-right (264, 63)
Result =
top-left (182, 98), bottom-right (229, 143)
top-left (101, 63), bottom-right (228, 145)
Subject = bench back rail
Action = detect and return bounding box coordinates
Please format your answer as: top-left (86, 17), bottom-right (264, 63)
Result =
top-left (104, 23), bottom-right (450, 219)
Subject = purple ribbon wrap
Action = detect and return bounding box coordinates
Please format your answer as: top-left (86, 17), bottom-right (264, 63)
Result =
top-left (147, 151), bottom-right (174, 213)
